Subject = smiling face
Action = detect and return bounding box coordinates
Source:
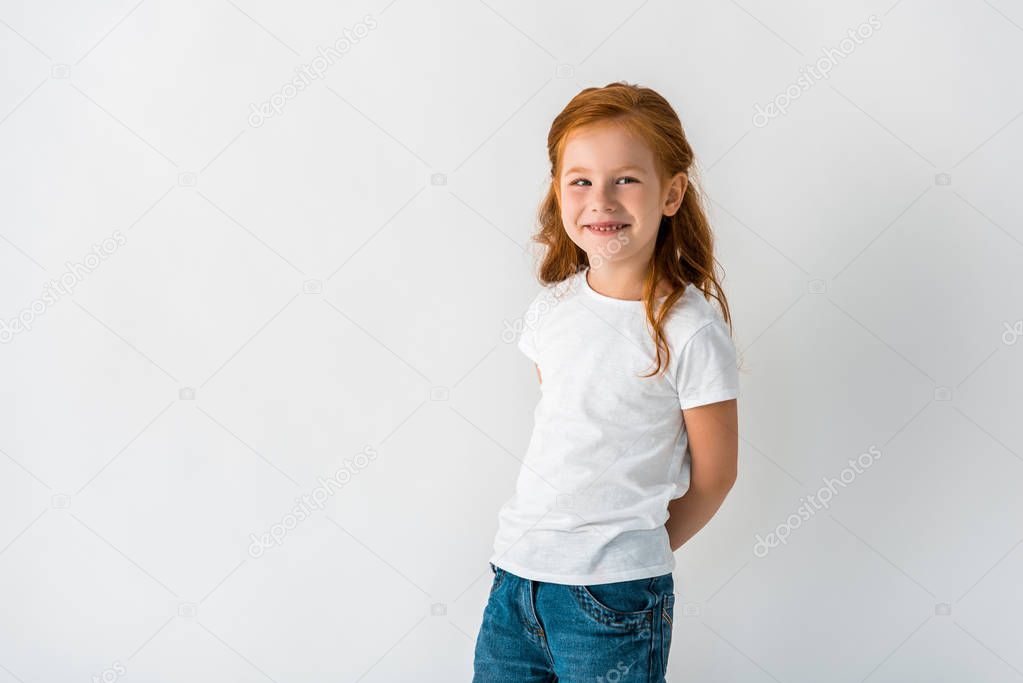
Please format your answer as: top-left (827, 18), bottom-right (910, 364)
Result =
top-left (558, 121), bottom-right (685, 268)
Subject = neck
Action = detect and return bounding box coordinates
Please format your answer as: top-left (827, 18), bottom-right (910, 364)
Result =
top-left (586, 261), bottom-right (666, 301)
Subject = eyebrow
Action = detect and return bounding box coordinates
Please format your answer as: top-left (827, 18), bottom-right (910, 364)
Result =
top-left (563, 165), bottom-right (646, 176)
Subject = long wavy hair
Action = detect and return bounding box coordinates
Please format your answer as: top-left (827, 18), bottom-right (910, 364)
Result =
top-left (529, 81), bottom-right (734, 379)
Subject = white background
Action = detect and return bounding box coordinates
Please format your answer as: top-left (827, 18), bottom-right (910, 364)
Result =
top-left (2, 0), bottom-right (1022, 681)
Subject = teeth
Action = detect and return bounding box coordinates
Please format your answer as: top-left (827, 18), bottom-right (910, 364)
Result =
top-left (588, 224), bottom-right (626, 231)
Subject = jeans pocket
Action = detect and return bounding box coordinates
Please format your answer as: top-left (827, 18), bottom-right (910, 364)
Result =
top-left (489, 563), bottom-right (505, 591)
top-left (573, 577), bottom-right (656, 631)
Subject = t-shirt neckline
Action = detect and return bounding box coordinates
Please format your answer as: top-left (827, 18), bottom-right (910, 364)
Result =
top-left (580, 267), bottom-right (673, 305)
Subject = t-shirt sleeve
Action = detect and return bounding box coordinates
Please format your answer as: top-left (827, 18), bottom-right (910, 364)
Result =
top-left (518, 321), bottom-right (538, 363)
top-left (516, 290), bottom-right (545, 363)
top-left (675, 317), bottom-right (740, 410)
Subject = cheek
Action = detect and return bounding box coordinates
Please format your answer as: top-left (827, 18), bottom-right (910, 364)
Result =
top-left (632, 191), bottom-right (660, 222)
top-left (560, 196), bottom-right (583, 220)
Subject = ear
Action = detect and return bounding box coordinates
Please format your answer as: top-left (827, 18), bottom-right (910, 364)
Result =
top-left (663, 172), bottom-right (688, 217)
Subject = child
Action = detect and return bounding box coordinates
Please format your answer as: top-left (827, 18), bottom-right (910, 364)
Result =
top-left (473, 82), bottom-right (740, 682)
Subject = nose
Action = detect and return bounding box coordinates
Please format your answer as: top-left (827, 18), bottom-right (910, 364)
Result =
top-left (590, 185), bottom-right (617, 213)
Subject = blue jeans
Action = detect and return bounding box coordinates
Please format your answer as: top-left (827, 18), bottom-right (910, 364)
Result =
top-left (473, 563), bottom-right (675, 682)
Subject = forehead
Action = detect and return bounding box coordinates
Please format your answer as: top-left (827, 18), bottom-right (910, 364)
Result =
top-left (561, 123), bottom-right (655, 174)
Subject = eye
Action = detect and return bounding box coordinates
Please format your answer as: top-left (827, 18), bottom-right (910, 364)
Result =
top-left (568, 177), bottom-right (638, 186)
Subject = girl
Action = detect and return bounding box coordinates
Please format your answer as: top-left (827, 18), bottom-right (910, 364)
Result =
top-left (473, 82), bottom-right (740, 682)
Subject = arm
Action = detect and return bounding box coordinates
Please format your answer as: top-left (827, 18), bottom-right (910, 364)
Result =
top-left (665, 398), bottom-right (738, 552)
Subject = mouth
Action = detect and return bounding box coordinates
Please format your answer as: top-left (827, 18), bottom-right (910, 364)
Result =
top-left (584, 222), bottom-right (630, 234)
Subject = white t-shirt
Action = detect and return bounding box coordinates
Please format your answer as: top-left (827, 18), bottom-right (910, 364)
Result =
top-left (490, 266), bottom-right (740, 585)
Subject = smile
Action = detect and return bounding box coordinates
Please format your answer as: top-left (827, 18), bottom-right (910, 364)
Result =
top-left (584, 223), bottom-right (630, 233)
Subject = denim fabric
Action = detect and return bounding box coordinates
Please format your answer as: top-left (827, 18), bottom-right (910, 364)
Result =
top-left (473, 562), bottom-right (675, 682)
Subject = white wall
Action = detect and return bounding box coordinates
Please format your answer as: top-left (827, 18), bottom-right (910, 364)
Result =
top-left (1, 0), bottom-right (1021, 681)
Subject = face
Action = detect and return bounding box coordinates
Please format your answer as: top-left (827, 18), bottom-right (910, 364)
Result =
top-left (558, 122), bottom-right (686, 268)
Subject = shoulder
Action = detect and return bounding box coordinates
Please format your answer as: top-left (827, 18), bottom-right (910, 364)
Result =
top-left (526, 272), bottom-right (583, 313)
top-left (520, 272), bottom-right (582, 332)
top-left (664, 284), bottom-right (727, 340)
